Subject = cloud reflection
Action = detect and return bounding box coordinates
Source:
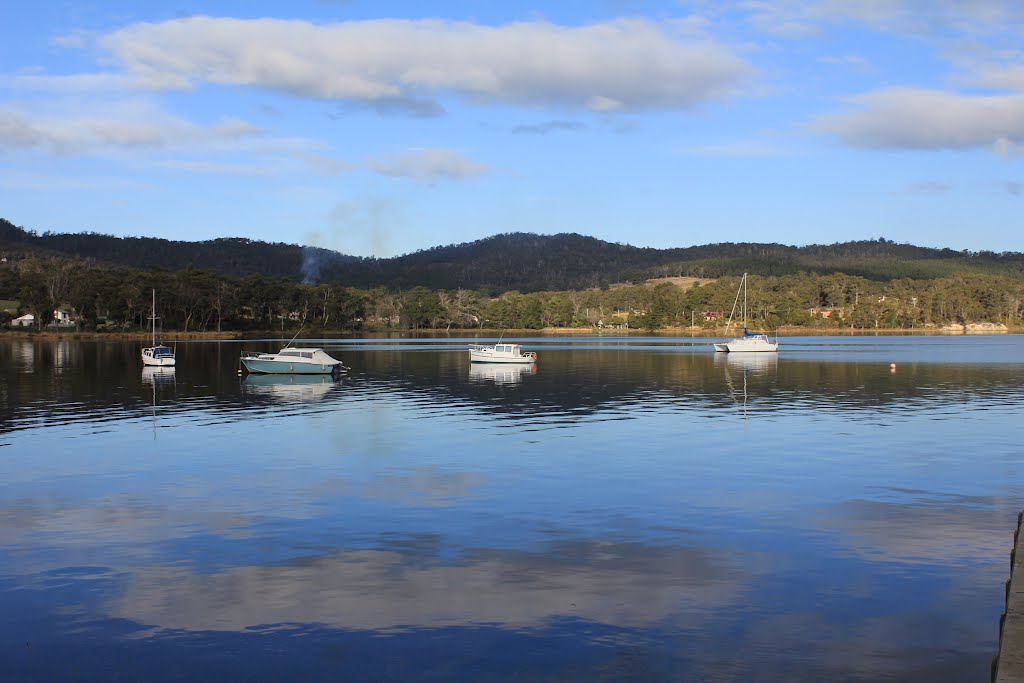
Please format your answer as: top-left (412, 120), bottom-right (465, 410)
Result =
top-left (106, 539), bottom-right (743, 633)
top-left (817, 494), bottom-right (1014, 566)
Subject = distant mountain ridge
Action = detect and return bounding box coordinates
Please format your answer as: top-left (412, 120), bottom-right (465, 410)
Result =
top-left (2, 217), bottom-right (1022, 294)
top-left (0, 218), bottom-right (356, 281)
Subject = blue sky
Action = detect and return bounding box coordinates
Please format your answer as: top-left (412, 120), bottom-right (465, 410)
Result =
top-left (1, 1), bottom-right (1022, 257)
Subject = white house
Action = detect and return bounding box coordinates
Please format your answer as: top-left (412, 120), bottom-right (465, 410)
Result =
top-left (10, 309), bottom-right (76, 327)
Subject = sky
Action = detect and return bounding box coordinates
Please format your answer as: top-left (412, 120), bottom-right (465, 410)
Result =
top-left (1, 1), bottom-right (1022, 257)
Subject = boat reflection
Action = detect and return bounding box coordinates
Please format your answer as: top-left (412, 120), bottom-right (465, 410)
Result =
top-left (142, 366), bottom-right (176, 439)
top-left (715, 350), bottom-right (778, 418)
top-left (241, 373), bottom-right (340, 402)
top-left (715, 351), bottom-right (778, 375)
top-left (141, 366), bottom-right (177, 386)
top-left (468, 362), bottom-right (536, 385)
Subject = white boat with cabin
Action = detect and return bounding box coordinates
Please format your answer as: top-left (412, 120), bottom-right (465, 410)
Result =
top-left (240, 347), bottom-right (346, 375)
top-left (141, 289), bottom-right (176, 367)
top-left (713, 273), bottom-right (779, 353)
top-left (469, 342), bottom-right (537, 364)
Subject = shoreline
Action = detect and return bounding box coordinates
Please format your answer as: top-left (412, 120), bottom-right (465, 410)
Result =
top-left (1, 324), bottom-right (1021, 341)
top-left (0, 329), bottom-right (245, 341)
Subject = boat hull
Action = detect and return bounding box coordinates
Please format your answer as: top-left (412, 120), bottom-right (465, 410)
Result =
top-left (469, 350), bottom-right (535, 364)
top-left (714, 337), bottom-right (778, 353)
top-left (240, 358), bottom-right (340, 374)
top-left (141, 349), bottom-right (176, 366)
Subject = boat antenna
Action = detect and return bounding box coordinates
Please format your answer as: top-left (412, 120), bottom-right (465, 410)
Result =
top-left (285, 325), bottom-right (304, 349)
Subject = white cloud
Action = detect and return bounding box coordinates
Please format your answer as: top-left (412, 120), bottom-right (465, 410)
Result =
top-left (0, 72), bottom-right (141, 93)
top-left (685, 139), bottom-right (794, 157)
top-left (511, 120), bottom-right (586, 135)
top-left (296, 152), bottom-right (354, 176)
top-left (737, 0), bottom-right (1024, 37)
top-left (0, 169), bottom-right (157, 192)
top-left (0, 106), bottom-right (260, 154)
top-left (813, 87), bottom-right (1024, 150)
top-left (154, 160), bottom-right (273, 176)
top-left (901, 180), bottom-right (951, 195)
top-left (295, 148), bottom-right (490, 182)
top-left (585, 95), bottom-right (624, 112)
top-left (364, 148), bottom-right (490, 183)
top-left (50, 30), bottom-right (88, 49)
top-left (944, 44), bottom-right (1024, 92)
top-left (992, 137), bottom-right (1022, 156)
top-left (87, 16), bottom-right (753, 112)
top-left (968, 62), bottom-right (1024, 91)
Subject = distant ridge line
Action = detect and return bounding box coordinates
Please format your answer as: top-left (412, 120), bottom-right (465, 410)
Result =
top-left (1, 217), bottom-right (1022, 294)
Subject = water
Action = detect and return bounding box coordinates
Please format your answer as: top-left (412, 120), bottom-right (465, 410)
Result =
top-left (1, 334), bottom-right (1022, 681)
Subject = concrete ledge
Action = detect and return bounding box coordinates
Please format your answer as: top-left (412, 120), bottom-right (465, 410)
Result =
top-left (994, 511), bottom-right (1024, 682)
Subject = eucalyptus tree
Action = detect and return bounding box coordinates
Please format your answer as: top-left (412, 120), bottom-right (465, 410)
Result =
top-left (16, 255), bottom-right (74, 327)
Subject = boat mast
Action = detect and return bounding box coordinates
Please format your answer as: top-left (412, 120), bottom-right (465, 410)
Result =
top-left (742, 273), bottom-right (747, 330)
top-left (151, 289), bottom-right (156, 347)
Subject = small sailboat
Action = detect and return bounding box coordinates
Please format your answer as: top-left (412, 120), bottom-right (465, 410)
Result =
top-left (141, 289), bottom-right (176, 367)
top-left (713, 273), bottom-right (779, 353)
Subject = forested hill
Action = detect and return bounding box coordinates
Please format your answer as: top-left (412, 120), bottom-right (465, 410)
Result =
top-left (330, 233), bottom-right (1024, 292)
top-left (2, 217), bottom-right (1023, 294)
top-left (0, 218), bottom-right (357, 281)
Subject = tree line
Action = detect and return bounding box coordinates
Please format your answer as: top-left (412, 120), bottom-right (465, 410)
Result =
top-left (3, 254), bottom-right (1022, 332)
top-left (5, 217), bottom-right (1024, 295)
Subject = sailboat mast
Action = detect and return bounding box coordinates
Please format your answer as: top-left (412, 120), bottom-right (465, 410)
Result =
top-left (742, 273), bottom-right (747, 329)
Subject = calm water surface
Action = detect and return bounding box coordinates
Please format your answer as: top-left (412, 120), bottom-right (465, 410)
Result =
top-left (2, 334), bottom-right (1023, 681)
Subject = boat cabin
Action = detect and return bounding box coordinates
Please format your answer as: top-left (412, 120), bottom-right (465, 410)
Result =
top-left (148, 345), bottom-right (174, 359)
top-left (266, 348), bottom-right (339, 364)
top-left (279, 349), bottom-right (316, 359)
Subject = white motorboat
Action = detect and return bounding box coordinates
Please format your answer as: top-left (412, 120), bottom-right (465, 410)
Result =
top-left (713, 273), bottom-right (779, 353)
top-left (240, 346), bottom-right (346, 375)
top-left (469, 342), bottom-right (537, 364)
top-left (141, 289), bottom-right (176, 367)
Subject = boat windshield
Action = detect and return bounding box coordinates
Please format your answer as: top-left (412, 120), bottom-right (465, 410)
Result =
top-left (153, 346), bottom-right (174, 356)
top-left (280, 349), bottom-right (316, 359)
